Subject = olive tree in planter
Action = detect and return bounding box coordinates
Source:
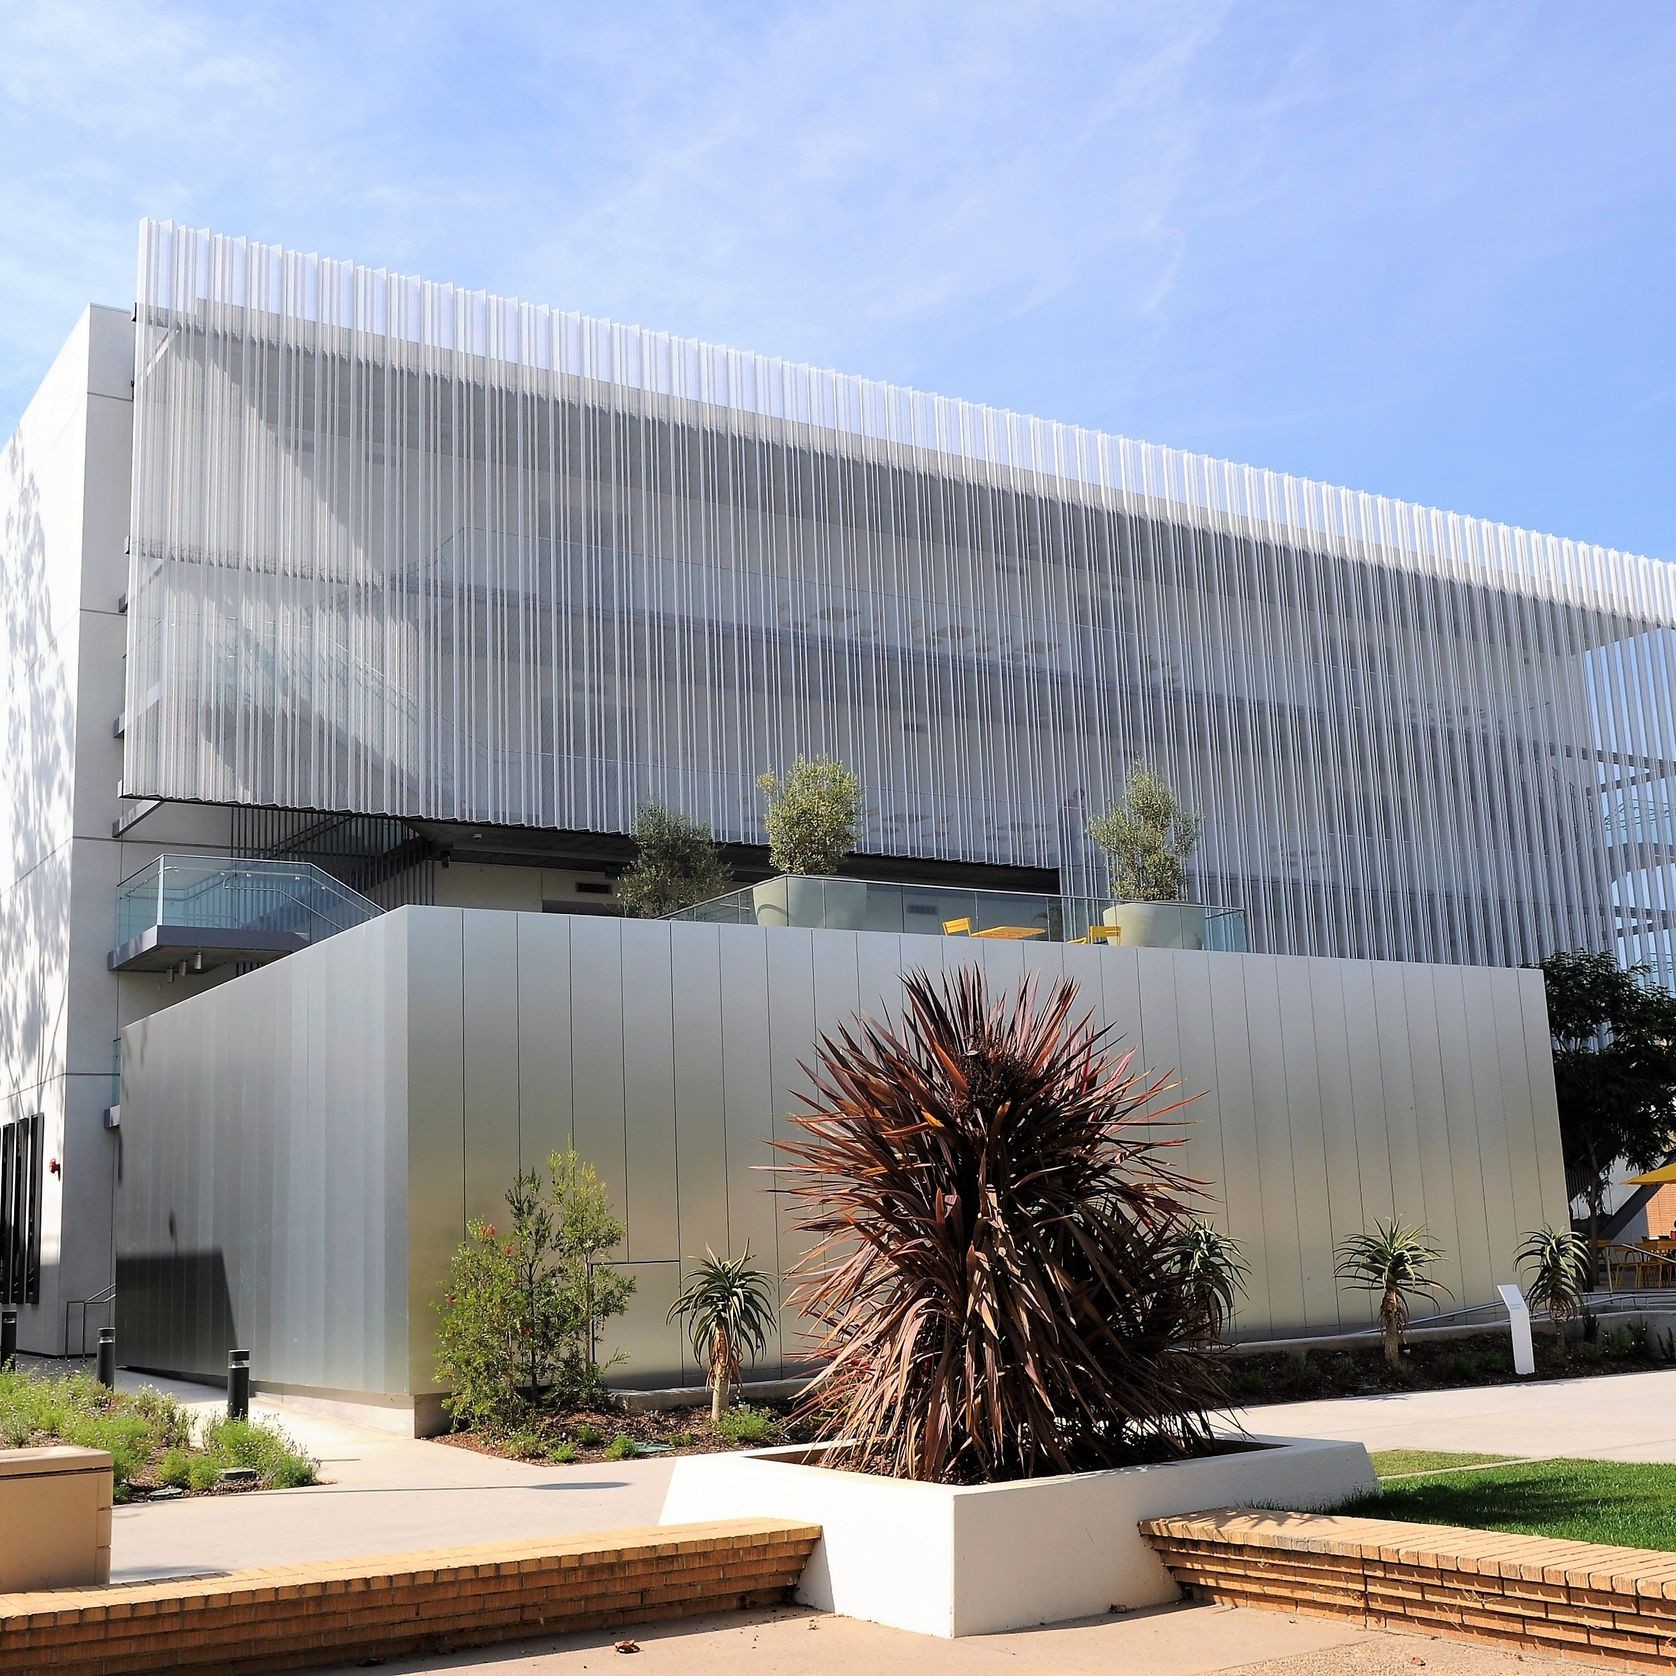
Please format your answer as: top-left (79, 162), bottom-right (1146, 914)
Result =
top-left (1088, 764), bottom-right (1205, 949)
top-left (614, 801), bottom-right (731, 919)
top-left (753, 755), bottom-right (866, 930)
top-left (659, 970), bottom-right (1378, 1634)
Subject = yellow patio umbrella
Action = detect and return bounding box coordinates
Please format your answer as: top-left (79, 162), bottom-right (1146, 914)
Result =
top-left (1624, 1163), bottom-right (1676, 1185)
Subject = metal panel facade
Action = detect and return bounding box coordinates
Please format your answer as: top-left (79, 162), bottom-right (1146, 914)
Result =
top-left (127, 223), bottom-right (1676, 972)
top-left (118, 909), bottom-right (1568, 1404)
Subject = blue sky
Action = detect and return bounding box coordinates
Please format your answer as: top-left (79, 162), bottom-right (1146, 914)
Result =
top-left (2, 1), bottom-right (1673, 558)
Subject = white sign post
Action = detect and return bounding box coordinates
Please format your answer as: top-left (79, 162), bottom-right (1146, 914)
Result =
top-left (1497, 1282), bottom-right (1536, 1376)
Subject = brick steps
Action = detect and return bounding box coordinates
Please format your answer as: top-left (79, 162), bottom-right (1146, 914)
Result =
top-left (1144, 1508), bottom-right (1676, 1672)
top-left (0, 1518), bottom-right (821, 1675)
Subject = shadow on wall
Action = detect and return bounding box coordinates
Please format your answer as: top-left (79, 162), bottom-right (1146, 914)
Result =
top-left (114, 1249), bottom-right (236, 1379)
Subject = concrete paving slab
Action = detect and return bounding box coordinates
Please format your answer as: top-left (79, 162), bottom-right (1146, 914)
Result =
top-left (1231, 1366), bottom-right (1676, 1461)
top-left (110, 1374), bottom-right (673, 1583)
top-left (305, 1601), bottom-right (1593, 1674)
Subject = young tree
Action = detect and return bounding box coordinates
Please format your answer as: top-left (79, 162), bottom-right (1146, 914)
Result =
top-left (1536, 951), bottom-right (1676, 1276)
top-left (668, 1249), bottom-right (777, 1423)
top-left (756, 755), bottom-right (864, 876)
top-left (1088, 765), bottom-right (1203, 903)
top-left (435, 1150), bottom-right (635, 1428)
top-left (614, 801), bottom-right (731, 918)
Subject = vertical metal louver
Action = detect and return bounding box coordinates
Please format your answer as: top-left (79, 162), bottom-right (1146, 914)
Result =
top-left (126, 221), bottom-right (1676, 970)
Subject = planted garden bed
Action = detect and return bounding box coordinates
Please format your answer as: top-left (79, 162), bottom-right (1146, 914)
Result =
top-left (1231, 1320), bottom-right (1675, 1405)
top-left (0, 1369), bottom-right (318, 1501)
top-left (435, 1400), bottom-right (797, 1464)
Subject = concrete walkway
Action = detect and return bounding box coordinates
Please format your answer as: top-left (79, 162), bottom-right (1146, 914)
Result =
top-left (308, 1601), bottom-right (1592, 1674)
top-left (110, 1375), bottom-right (673, 1583)
top-left (109, 1366), bottom-right (1676, 1584)
top-left (1233, 1365), bottom-right (1676, 1461)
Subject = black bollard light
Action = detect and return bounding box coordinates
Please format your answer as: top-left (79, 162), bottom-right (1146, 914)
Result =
top-left (227, 1348), bottom-right (250, 1421)
top-left (0, 1308), bottom-right (16, 1370)
top-left (96, 1326), bottom-right (116, 1388)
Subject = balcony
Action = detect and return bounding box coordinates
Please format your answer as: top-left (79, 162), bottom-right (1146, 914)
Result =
top-left (666, 876), bottom-right (1247, 951)
top-left (109, 855), bottom-right (381, 974)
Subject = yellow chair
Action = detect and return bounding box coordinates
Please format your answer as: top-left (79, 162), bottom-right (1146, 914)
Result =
top-left (942, 917), bottom-right (973, 936)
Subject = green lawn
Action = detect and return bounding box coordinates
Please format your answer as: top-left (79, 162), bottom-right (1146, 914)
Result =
top-left (1342, 1451), bottom-right (1676, 1551)
top-left (1370, 1448), bottom-right (1513, 1478)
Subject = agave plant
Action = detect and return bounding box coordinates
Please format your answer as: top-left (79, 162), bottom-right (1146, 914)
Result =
top-left (1334, 1219), bottom-right (1450, 1368)
top-left (775, 967), bottom-right (1227, 1485)
top-left (1516, 1225), bottom-right (1591, 1340)
top-left (668, 1249), bottom-right (777, 1423)
top-left (1169, 1219), bottom-right (1250, 1345)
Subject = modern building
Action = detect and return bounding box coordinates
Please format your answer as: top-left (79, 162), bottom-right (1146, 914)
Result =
top-left (2, 220), bottom-right (1670, 1372)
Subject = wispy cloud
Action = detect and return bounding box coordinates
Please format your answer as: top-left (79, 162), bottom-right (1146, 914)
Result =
top-left (1, 0), bottom-right (1673, 554)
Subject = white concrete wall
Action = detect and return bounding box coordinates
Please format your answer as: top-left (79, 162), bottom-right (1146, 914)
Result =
top-left (117, 908), bottom-right (1568, 1408)
top-left (0, 307), bottom-right (244, 1352)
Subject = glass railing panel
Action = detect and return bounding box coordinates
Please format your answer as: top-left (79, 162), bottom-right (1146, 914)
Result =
top-left (666, 877), bottom-right (1247, 952)
top-left (114, 855), bottom-right (381, 950)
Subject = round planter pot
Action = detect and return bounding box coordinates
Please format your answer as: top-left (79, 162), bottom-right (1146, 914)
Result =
top-left (751, 876), bottom-right (868, 931)
top-left (1102, 901), bottom-right (1207, 950)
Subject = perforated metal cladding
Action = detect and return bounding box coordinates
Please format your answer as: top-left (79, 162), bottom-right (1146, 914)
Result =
top-left (126, 221), bottom-right (1676, 968)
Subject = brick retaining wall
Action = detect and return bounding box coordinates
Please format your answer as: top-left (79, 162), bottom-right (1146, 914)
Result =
top-left (1144, 1508), bottom-right (1676, 1672)
top-left (0, 1518), bottom-right (820, 1675)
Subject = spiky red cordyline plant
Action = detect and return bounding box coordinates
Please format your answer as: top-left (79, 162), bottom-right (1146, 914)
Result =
top-left (775, 967), bottom-right (1228, 1485)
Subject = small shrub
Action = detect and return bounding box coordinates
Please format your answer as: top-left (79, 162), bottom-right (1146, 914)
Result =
top-left (1441, 1350), bottom-right (1476, 1383)
top-left (198, 1416), bottom-right (318, 1487)
top-left (434, 1150), bottom-right (635, 1430)
top-left (187, 1455), bottom-right (223, 1493)
top-left (158, 1448), bottom-right (193, 1489)
top-left (715, 1405), bottom-right (778, 1447)
top-left (503, 1429), bottom-right (547, 1461)
top-left (574, 1422), bottom-right (604, 1447)
top-left (603, 1433), bottom-right (639, 1461)
top-left (548, 1440), bottom-right (579, 1464)
top-left (668, 1430), bottom-right (697, 1448)
top-left (1627, 1319), bottom-right (1653, 1360)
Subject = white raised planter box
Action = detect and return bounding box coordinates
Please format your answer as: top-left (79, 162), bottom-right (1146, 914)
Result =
top-left (660, 1434), bottom-right (1376, 1637)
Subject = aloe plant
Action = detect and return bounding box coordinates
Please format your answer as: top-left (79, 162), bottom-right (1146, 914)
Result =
top-left (1334, 1219), bottom-right (1450, 1368)
top-left (1170, 1219), bottom-right (1250, 1344)
top-left (776, 967), bottom-right (1227, 1484)
top-left (1516, 1225), bottom-right (1592, 1339)
top-left (668, 1249), bottom-right (777, 1423)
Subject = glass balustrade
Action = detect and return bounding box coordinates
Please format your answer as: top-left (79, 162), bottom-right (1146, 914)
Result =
top-left (667, 875), bottom-right (1246, 952)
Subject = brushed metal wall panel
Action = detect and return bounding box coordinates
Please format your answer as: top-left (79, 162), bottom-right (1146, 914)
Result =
top-left (1518, 968), bottom-right (1569, 1220)
top-left (118, 910), bottom-right (1572, 1401)
top-left (1271, 957), bottom-right (1336, 1325)
top-left (516, 912), bottom-right (576, 1160)
top-left (1304, 958), bottom-right (1368, 1314)
top-left (402, 909), bottom-right (467, 1394)
top-left (1459, 964), bottom-right (1520, 1296)
top-left (1370, 964), bottom-right (1428, 1237)
top-left (567, 916), bottom-right (629, 1211)
top-left (715, 924), bottom-right (783, 1366)
top-left (669, 923), bottom-right (729, 1293)
top-left (1204, 955), bottom-right (1270, 1337)
top-left (1401, 962), bottom-right (1464, 1295)
top-left (620, 921), bottom-right (679, 1262)
top-left (763, 929), bottom-right (817, 1310)
top-left (1431, 963), bottom-right (1495, 1304)
top-left (1491, 974), bottom-right (1548, 1244)
top-left (462, 911), bottom-right (521, 1216)
top-left (1242, 956), bottom-right (1308, 1331)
